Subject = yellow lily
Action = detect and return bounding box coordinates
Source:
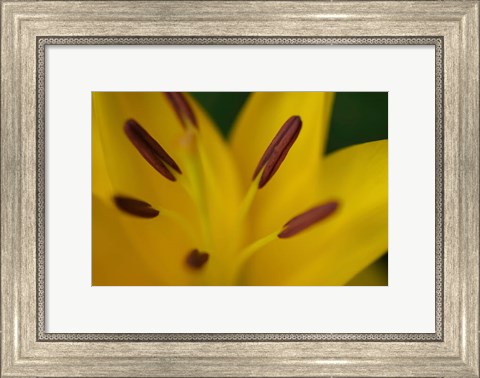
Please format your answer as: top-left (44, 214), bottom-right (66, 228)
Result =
top-left (92, 92), bottom-right (387, 286)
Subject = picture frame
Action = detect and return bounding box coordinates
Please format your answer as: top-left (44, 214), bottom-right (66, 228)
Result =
top-left (1, 1), bottom-right (478, 376)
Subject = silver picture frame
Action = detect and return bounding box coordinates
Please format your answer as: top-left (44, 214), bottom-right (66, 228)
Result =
top-left (1, 1), bottom-right (478, 376)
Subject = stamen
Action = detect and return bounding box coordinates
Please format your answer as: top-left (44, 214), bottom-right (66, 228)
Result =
top-left (278, 201), bottom-right (339, 238)
top-left (165, 92), bottom-right (198, 129)
top-left (113, 196), bottom-right (159, 218)
top-left (232, 201), bottom-right (338, 281)
top-left (124, 119), bottom-right (181, 181)
top-left (252, 116), bottom-right (302, 188)
top-left (186, 249), bottom-right (209, 269)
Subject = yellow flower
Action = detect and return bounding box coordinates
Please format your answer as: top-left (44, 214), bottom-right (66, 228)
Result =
top-left (92, 92), bottom-right (387, 286)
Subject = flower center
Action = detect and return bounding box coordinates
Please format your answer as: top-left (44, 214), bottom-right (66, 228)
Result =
top-left (112, 93), bottom-right (339, 282)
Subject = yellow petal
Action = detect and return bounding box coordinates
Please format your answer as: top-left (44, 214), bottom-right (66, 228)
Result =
top-left (92, 195), bottom-right (161, 285)
top-left (229, 92), bottom-right (335, 240)
top-left (346, 255), bottom-right (388, 286)
top-left (92, 108), bottom-right (114, 201)
top-left (242, 140), bottom-right (388, 286)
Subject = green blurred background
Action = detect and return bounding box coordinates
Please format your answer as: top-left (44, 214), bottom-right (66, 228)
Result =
top-left (191, 92), bottom-right (388, 285)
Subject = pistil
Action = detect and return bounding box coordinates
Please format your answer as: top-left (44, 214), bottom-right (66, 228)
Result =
top-left (179, 129), bottom-right (213, 250)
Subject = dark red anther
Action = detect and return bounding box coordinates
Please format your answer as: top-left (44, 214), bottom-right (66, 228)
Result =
top-left (186, 249), bottom-right (209, 269)
top-left (113, 196), bottom-right (160, 218)
top-left (124, 119), bottom-right (181, 181)
top-left (252, 116), bottom-right (302, 189)
top-left (278, 201), bottom-right (339, 238)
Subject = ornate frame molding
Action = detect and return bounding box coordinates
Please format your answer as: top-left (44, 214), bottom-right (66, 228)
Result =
top-left (2, 2), bottom-right (478, 376)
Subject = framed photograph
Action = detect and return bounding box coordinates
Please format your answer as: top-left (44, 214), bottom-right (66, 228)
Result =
top-left (1, 1), bottom-right (478, 376)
